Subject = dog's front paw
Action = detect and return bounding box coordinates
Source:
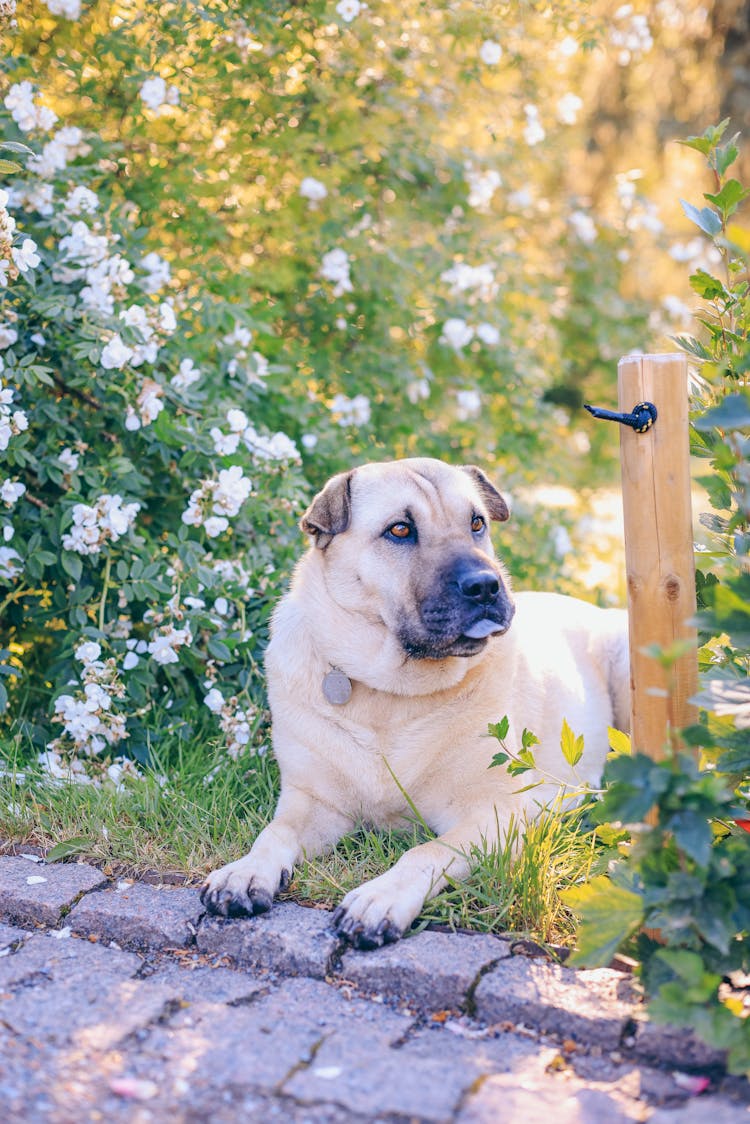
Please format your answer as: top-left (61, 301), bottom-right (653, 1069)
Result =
top-left (331, 870), bottom-right (427, 949)
top-left (200, 858), bottom-right (287, 919)
top-left (332, 904), bottom-right (402, 950)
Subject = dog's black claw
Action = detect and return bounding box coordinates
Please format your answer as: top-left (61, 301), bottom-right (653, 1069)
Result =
top-left (353, 929), bottom-right (381, 951)
top-left (382, 921), bottom-right (402, 945)
top-left (250, 889), bottom-right (273, 915)
top-left (331, 906), bottom-right (346, 928)
top-left (279, 867), bottom-right (292, 892)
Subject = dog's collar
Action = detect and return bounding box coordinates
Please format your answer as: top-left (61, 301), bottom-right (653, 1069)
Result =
top-left (322, 667), bottom-right (353, 706)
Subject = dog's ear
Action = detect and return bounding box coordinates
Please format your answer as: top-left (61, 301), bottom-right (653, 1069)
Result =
top-left (460, 465), bottom-right (510, 522)
top-left (300, 471), bottom-right (353, 548)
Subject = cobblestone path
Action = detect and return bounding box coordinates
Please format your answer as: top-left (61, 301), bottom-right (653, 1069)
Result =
top-left (1, 854), bottom-right (748, 1122)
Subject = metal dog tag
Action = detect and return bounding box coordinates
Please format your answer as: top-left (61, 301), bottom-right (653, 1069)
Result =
top-left (322, 668), bottom-right (352, 706)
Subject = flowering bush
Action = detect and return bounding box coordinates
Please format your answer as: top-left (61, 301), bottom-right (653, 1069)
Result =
top-left (1, 0), bottom-right (689, 784)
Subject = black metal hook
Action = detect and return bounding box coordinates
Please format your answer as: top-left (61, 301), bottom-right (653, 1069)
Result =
top-left (583, 401), bottom-right (657, 434)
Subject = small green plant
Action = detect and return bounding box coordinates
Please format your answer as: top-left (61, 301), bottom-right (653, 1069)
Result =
top-left (566, 120), bottom-right (750, 1078)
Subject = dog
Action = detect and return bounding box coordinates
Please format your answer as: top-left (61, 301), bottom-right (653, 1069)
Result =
top-left (201, 457), bottom-right (629, 948)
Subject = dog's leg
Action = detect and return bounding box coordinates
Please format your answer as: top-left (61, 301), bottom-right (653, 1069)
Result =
top-left (200, 787), bottom-right (352, 918)
top-left (332, 812), bottom-right (503, 949)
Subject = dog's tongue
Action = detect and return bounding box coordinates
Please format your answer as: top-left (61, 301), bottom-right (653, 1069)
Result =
top-left (463, 619), bottom-right (504, 640)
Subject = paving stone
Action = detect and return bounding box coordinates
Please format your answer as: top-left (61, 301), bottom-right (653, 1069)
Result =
top-left (66, 880), bottom-right (203, 949)
top-left (455, 1070), bottom-right (642, 1123)
top-left (630, 1016), bottom-right (726, 1070)
top-left (150, 960), bottom-right (267, 1007)
top-left (473, 956), bottom-right (637, 1049)
top-left (284, 1032), bottom-right (470, 1121)
top-left (338, 928), bottom-right (510, 1013)
top-left (0, 971), bottom-right (178, 1049)
top-left (0, 931), bottom-right (141, 990)
top-left (197, 901), bottom-right (340, 978)
top-left (0, 921), bottom-right (28, 950)
top-left (0, 855), bottom-right (107, 927)
top-left (649, 1099), bottom-right (750, 1123)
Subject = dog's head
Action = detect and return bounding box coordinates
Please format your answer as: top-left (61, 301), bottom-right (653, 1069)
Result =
top-left (300, 458), bottom-right (515, 659)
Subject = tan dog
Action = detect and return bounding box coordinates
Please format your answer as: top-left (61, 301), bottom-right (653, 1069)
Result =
top-left (201, 458), bottom-right (629, 948)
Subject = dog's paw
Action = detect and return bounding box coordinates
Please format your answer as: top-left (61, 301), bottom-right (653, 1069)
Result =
top-left (332, 905), bottom-right (402, 950)
top-left (200, 859), bottom-right (288, 919)
top-left (331, 870), bottom-right (427, 949)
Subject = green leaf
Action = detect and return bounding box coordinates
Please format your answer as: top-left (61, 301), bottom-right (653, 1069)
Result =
top-left (207, 637), bottom-right (232, 662)
top-left (488, 716), bottom-right (509, 742)
top-left (521, 728), bottom-right (540, 751)
top-left (607, 727), bottom-right (631, 755)
top-left (716, 142), bottom-right (739, 177)
top-left (489, 751), bottom-right (509, 769)
top-left (0, 159), bottom-right (22, 175)
top-left (688, 270), bottom-right (726, 301)
top-left (45, 837), bottom-right (92, 863)
top-left (508, 747), bottom-right (536, 776)
top-left (0, 141), bottom-right (34, 155)
top-left (693, 393), bottom-right (750, 431)
top-left (560, 718), bottom-right (584, 767)
top-left (563, 875), bottom-right (644, 967)
top-left (60, 551), bottom-right (83, 582)
top-left (704, 179), bottom-right (750, 220)
top-left (680, 199), bottom-right (723, 237)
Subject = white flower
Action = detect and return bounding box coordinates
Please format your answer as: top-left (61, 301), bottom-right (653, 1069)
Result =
top-left (43, 0), bottom-right (81, 18)
top-left (159, 301), bottom-right (177, 334)
top-left (456, 389), bottom-right (482, 421)
top-left (62, 494), bottom-right (140, 555)
top-left (148, 625), bottom-right (191, 665)
top-left (464, 166), bottom-right (501, 212)
top-left (139, 76), bottom-right (180, 113)
top-left (406, 379), bottom-right (430, 404)
top-left (223, 323), bottom-right (253, 349)
top-left (122, 651), bottom-right (139, 671)
top-left (172, 358), bottom-right (201, 389)
top-left (0, 261), bottom-right (9, 289)
top-left (75, 640), bottom-right (102, 664)
top-left (64, 185), bottom-right (99, 214)
top-left (440, 318), bottom-right (474, 352)
top-left (320, 248), bottom-right (353, 296)
top-left (523, 105), bottom-right (545, 146)
top-left (476, 322), bottom-right (500, 346)
top-left (204, 687), bottom-right (225, 713)
top-left (204, 515), bottom-right (229, 538)
top-left (101, 334), bottom-right (134, 370)
top-left (4, 82), bottom-right (58, 133)
top-left (301, 433), bottom-right (318, 450)
top-left (243, 425), bottom-right (299, 461)
top-left (336, 0), bottom-right (361, 21)
top-left (0, 324), bottom-right (18, 350)
top-left (0, 546), bottom-right (22, 580)
top-left (0, 479), bottom-right (25, 506)
top-left (440, 262), bottom-right (496, 301)
top-left (227, 408), bottom-right (249, 433)
top-left (299, 176), bottom-right (328, 202)
top-left (479, 40), bottom-right (502, 65)
top-left (556, 93), bottom-right (583, 126)
top-left (59, 447), bottom-right (80, 472)
top-left (140, 251), bottom-right (171, 293)
top-left (330, 393), bottom-right (371, 427)
top-left (569, 210), bottom-right (597, 244)
top-left (210, 428), bottom-right (241, 456)
top-left (213, 465), bottom-right (252, 516)
top-left (12, 238), bottom-right (40, 273)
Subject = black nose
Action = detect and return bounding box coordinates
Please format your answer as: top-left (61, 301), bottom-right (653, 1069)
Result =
top-left (458, 569), bottom-right (500, 605)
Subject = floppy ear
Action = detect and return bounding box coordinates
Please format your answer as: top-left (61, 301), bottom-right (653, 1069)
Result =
top-left (460, 465), bottom-right (510, 522)
top-left (300, 471), bottom-right (353, 548)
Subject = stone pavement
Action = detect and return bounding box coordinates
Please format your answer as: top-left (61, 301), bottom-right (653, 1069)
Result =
top-left (1, 854), bottom-right (749, 1123)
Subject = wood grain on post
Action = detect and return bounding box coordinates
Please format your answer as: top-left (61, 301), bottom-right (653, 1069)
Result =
top-left (617, 353), bottom-right (698, 760)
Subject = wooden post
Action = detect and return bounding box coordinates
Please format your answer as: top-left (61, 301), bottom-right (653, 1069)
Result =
top-left (617, 353), bottom-right (698, 759)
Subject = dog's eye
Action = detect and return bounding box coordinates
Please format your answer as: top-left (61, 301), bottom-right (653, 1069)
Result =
top-left (385, 522), bottom-right (414, 541)
top-left (471, 514), bottom-right (486, 534)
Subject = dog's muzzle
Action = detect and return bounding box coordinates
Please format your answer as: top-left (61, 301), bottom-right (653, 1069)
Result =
top-left (401, 557), bottom-right (515, 658)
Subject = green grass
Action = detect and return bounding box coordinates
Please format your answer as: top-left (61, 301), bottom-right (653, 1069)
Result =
top-left (0, 730), bottom-right (603, 948)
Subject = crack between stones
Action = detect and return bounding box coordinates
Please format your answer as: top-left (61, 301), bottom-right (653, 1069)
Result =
top-left (462, 956), bottom-right (506, 1019)
top-left (275, 1030), bottom-right (330, 1092)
